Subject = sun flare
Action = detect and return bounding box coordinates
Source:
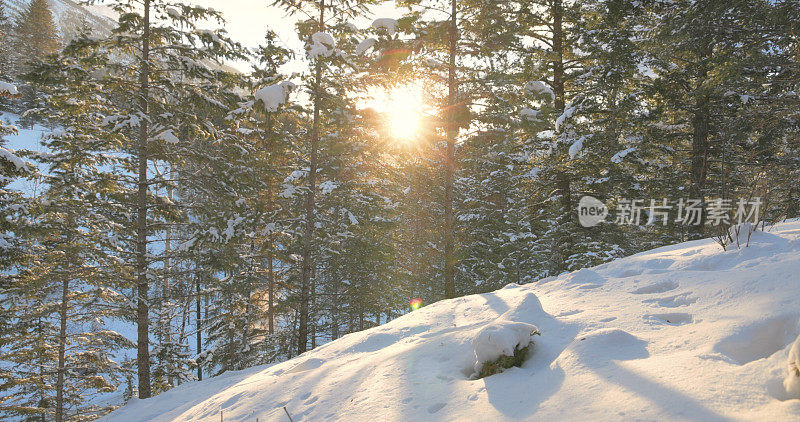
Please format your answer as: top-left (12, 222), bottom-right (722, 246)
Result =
top-left (386, 88), bottom-right (423, 140)
top-left (362, 84), bottom-right (428, 142)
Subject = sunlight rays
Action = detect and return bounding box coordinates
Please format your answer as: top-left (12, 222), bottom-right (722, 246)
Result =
top-left (362, 83), bottom-right (430, 143)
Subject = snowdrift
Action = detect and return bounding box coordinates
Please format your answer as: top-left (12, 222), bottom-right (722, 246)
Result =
top-left (104, 221), bottom-right (800, 421)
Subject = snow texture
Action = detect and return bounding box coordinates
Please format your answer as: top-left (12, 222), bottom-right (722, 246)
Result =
top-left (556, 104), bottom-right (576, 131)
top-left (155, 129), bottom-right (180, 144)
top-left (472, 321), bottom-right (538, 374)
top-left (568, 137), bottom-right (584, 159)
top-left (519, 107), bottom-right (540, 121)
top-left (0, 146), bottom-right (26, 170)
top-left (784, 334), bottom-right (800, 397)
top-left (254, 81), bottom-right (296, 112)
top-left (371, 18), bottom-right (398, 36)
top-left (309, 31), bottom-right (336, 59)
top-left (0, 81), bottom-right (18, 96)
top-left (611, 147), bottom-right (636, 163)
top-left (356, 38), bottom-right (377, 55)
top-left (524, 81), bottom-right (554, 99)
top-left (103, 220), bottom-right (800, 422)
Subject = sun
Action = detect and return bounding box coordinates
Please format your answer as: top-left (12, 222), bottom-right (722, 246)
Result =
top-left (386, 88), bottom-right (424, 141)
top-left (361, 84), bottom-right (428, 142)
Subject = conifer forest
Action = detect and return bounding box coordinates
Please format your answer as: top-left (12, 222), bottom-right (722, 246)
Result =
top-left (0, 0), bottom-right (798, 420)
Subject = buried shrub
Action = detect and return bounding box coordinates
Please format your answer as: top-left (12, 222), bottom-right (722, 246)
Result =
top-left (476, 343), bottom-right (533, 378)
top-left (471, 321), bottom-right (540, 379)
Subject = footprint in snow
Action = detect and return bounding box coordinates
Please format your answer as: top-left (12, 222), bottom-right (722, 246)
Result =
top-left (643, 292), bottom-right (697, 308)
top-left (428, 403), bottom-right (446, 414)
top-left (557, 309), bottom-right (583, 317)
top-left (630, 280), bottom-right (679, 295)
top-left (645, 312), bottom-right (693, 326)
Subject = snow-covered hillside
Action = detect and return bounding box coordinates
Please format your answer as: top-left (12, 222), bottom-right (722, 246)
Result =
top-left (5, 0), bottom-right (114, 39)
top-left (104, 221), bottom-right (800, 421)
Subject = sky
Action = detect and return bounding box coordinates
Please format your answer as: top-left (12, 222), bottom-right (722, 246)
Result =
top-left (188, 0), bottom-right (404, 73)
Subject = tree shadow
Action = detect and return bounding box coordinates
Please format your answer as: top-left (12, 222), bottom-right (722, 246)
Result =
top-left (594, 362), bottom-right (734, 421)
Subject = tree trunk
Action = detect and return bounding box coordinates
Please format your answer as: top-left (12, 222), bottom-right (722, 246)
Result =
top-left (298, 0), bottom-right (325, 354)
top-left (267, 242), bottom-right (275, 334)
top-left (54, 277), bottom-right (68, 422)
top-left (553, 0), bottom-right (569, 215)
top-left (195, 272), bottom-right (202, 381)
top-left (552, 0), bottom-right (572, 272)
top-left (690, 43), bottom-right (712, 238)
top-left (443, 0), bottom-right (458, 299)
top-left (265, 112), bottom-right (275, 335)
top-left (136, 0), bottom-right (152, 399)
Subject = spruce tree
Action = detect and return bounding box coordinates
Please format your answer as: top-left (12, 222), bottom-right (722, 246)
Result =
top-left (0, 0), bottom-right (14, 78)
top-left (12, 0), bottom-right (60, 75)
top-left (270, 0), bottom-right (380, 353)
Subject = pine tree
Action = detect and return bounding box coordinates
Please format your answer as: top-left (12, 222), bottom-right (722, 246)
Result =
top-left (0, 33), bottom-right (136, 421)
top-left (270, 0), bottom-right (381, 354)
top-left (0, 0), bottom-right (14, 78)
top-left (12, 0), bottom-right (60, 75)
top-left (637, 0), bottom-right (797, 240)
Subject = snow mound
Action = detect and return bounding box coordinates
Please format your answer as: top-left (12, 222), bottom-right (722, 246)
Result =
top-left (554, 328), bottom-right (649, 369)
top-left (371, 18), bottom-right (398, 36)
top-left (103, 220), bottom-right (800, 422)
top-left (472, 321), bottom-right (538, 374)
top-left (564, 267), bottom-right (604, 284)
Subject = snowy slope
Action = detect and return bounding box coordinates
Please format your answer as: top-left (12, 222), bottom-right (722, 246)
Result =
top-left (104, 221), bottom-right (800, 421)
top-left (5, 0), bottom-right (115, 39)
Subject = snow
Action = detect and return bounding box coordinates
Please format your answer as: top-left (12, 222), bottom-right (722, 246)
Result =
top-left (2, 112), bottom-right (49, 194)
top-left (254, 81), bottom-right (296, 112)
top-left (524, 81), bottom-right (554, 99)
top-left (371, 18), bottom-right (398, 36)
top-left (0, 146), bottom-right (27, 170)
top-left (519, 107), bottom-right (540, 121)
top-left (611, 147), bottom-right (636, 163)
top-left (568, 136), bottom-right (584, 159)
top-left (318, 180), bottom-right (337, 194)
top-left (154, 129), bottom-right (180, 144)
top-left (309, 31), bottom-right (336, 59)
top-left (785, 335), bottom-right (800, 397)
top-left (556, 104), bottom-right (576, 131)
top-left (356, 38), bottom-right (377, 55)
top-left (472, 321), bottom-right (538, 375)
top-left (103, 220), bottom-right (800, 421)
top-left (0, 81), bottom-right (18, 96)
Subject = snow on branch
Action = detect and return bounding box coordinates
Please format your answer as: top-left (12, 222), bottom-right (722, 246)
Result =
top-left (371, 18), bottom-right (398, 36)
top-left (254, 81), bottom-right (296, 112)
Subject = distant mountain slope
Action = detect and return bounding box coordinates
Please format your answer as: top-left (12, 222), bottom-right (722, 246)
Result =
top-left (5, 0), bottom-right (115, 40)
top-left (103, 221), bottom-right (800, 421)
